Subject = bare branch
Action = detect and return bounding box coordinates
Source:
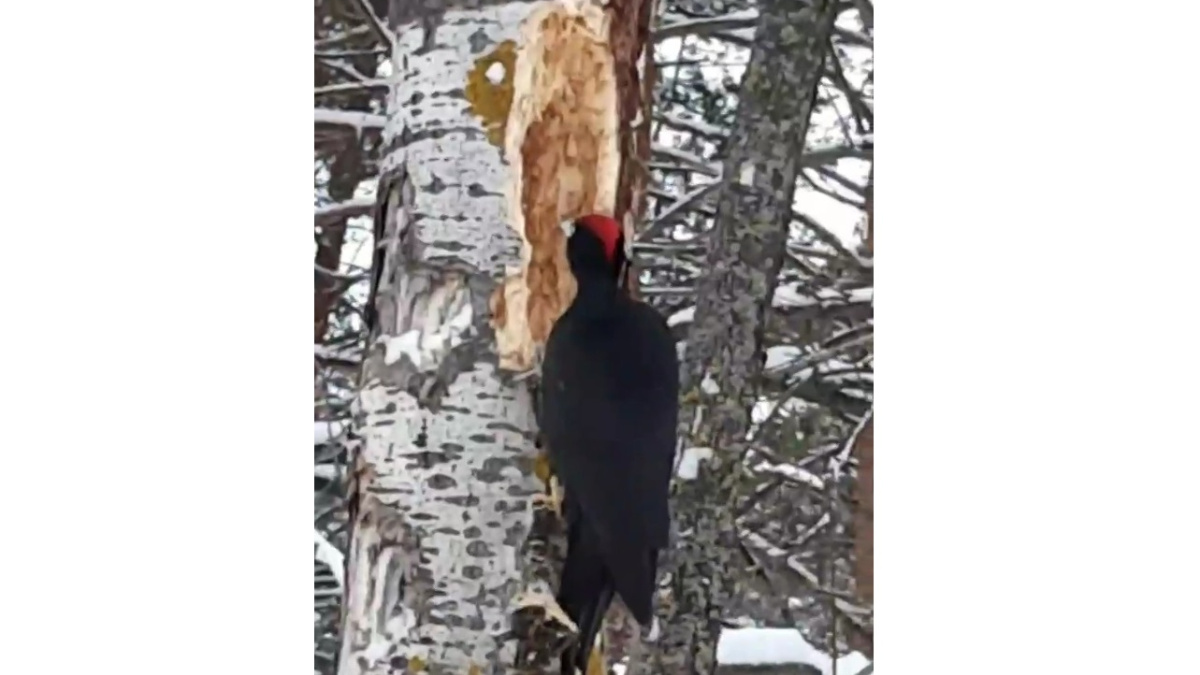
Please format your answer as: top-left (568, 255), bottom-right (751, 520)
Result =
top-left (348, 0), bottom-right (395, 51)
top-left (316, 197), bottom-right (375, 224)
top-left (646, 181), bottom-right (722, 229)
top-left (825, 47), bottom-right (874, 131)
top-left (654, 111), bottom-right (727, 140)
top-left (651, 143), bottom-right (719, 176)
top-left (314, 528), bottom-right (346, 590)
top-left (654, 10), bottom-right (757, 42)
top-left (314, 108), bottom-right (387, 131)
top-left (315, 79), bottom-right (391, 96)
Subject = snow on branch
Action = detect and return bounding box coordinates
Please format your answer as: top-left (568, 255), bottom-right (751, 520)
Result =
top-left (751, 457), bottom-right (825, 490)
top-left (648, 181), bottom-right (721, 229)
top-left (773, 284), bottom-right (872, 309)
top-left (314, 343), bottom-right (362, 364)
top-left (669, 285), bottom-right (872, 327)
top-left (833, 408), bottom-right (872, 479)
top-left (764, 346), bottom-right (871, 390)
top-left (654, 111), bottom-right (728, 139)
top-left (654, 10), bottom-right (758, 42)
top-left (655, 112), bottom-right (869, 170)
top-left (667, 305), bottom-right (694, 327)
top-left (651, 142), bottom-right (720, 176)
top-left (676, 446), bottom-right (714, 480)
top-left (314, 108), bottom-right (387, 132)
top-left (315, 197), bottom-right (375, 224)
top-left (654, 10), bottom-right (871, 50)
top-left (314, 419), bottom-right (348, 445)
top-left (314, 528), bottom-right (345, 590)
top-left (348, 0), bottom-right (395, 49)
top-left (315, 24), bottom-right (371, 50)
top-left (314, 79), bottom-right (391, 96)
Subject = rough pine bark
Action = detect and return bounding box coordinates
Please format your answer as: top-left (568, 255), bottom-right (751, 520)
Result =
top-left (338, 1), bottom-right (650, 673)
top-left (850, 167), bottom-right (873, 658)
top-left (629, 1), bottom-right (839, 673)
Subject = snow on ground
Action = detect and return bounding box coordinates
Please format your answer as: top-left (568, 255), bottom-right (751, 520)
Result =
top-left (717, 627), bottom-right (871, 675)
top-left (611, 627), bottom-right (871, 675)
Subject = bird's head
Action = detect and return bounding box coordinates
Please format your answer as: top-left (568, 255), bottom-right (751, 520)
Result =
top-left (561, 213), bottom-right (627, 284)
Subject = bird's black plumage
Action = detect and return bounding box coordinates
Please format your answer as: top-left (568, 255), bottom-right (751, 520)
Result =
top-left (539, 214), bottom-right (679, 674)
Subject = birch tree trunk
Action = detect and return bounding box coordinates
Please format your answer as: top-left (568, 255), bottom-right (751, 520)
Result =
top-left (630, 1), bottom-right (839, 672)
top-left (338, 1), bottom-right (652, 673)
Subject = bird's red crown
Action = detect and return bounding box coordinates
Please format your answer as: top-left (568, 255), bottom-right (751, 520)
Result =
top-left (577, 214), bottom-right (622, 263)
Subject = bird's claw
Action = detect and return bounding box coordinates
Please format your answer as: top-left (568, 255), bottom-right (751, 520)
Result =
top-left (512, 366), bottom-right (541, 382)
top-left (531, 475), bottom-right (565, 519)
top-left (509, 591), bottom-right (578, 668)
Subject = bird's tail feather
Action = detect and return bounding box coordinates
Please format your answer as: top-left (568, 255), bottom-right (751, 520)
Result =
top-left (569, 578), bottom-right (614, 675)
top-left (557, 518), bottom-right (614, 675)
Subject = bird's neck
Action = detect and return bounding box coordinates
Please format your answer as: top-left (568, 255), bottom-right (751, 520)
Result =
top-left (571, 269), bottom-right (620, 316)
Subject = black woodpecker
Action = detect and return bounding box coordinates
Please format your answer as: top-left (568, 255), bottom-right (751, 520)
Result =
top-left (539, 214), bottom-right (678, 674)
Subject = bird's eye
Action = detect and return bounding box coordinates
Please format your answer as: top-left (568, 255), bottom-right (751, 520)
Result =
top-left (559, 220), bottom-right (576, 237)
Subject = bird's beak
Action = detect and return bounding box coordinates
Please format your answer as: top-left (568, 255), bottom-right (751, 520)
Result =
top-left (559, 220), bottom-right (575, 238)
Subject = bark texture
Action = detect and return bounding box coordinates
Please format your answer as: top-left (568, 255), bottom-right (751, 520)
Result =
top-left (340, 1), bottom-right (649, 673)
top-left (850, 413), bottom-right (872, 651)
top-left (850, 168), bottom-right (873, 658)
top-left (629, 2), bottom-right (839, 673)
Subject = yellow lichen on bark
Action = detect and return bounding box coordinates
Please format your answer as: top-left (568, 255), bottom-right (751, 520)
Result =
top-left (488, 0), bottom-right (622, 372)
top-left (465, 40), bottom-right (518, 148)
top-left (533, 449), bottom-right (553, 484)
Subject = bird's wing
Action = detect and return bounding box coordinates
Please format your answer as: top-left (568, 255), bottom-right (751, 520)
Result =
top-left (540, 303), bottom-right (679, 550)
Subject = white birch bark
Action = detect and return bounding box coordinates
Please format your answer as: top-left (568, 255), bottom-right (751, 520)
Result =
top-left (339, 4), bottom-right (543, 674)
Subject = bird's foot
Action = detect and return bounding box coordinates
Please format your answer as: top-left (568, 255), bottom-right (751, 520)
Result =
top-left (512, 346), bottom-right (544, 383)
top-left (509, 590), bottom-right (578, 669)
top-left (585, 635), bottom-right (607, 675)
top-left (512, 365), bottom-right (541, 382)
top-left (531, 475), bottom-right (565, 519)
top-left (533, 449), bottom-right (553, 484)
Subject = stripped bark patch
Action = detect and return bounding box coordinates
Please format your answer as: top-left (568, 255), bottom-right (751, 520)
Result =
top-left (490, 0), bottom-right (621, 372)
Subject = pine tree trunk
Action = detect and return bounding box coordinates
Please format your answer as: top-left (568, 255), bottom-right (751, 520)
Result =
top-left (629, 2), bottom-right (839, 673)
top-left (338, 1), bottom-right (651, 673)
top-left (850, 168), bottom-right (873, 658)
